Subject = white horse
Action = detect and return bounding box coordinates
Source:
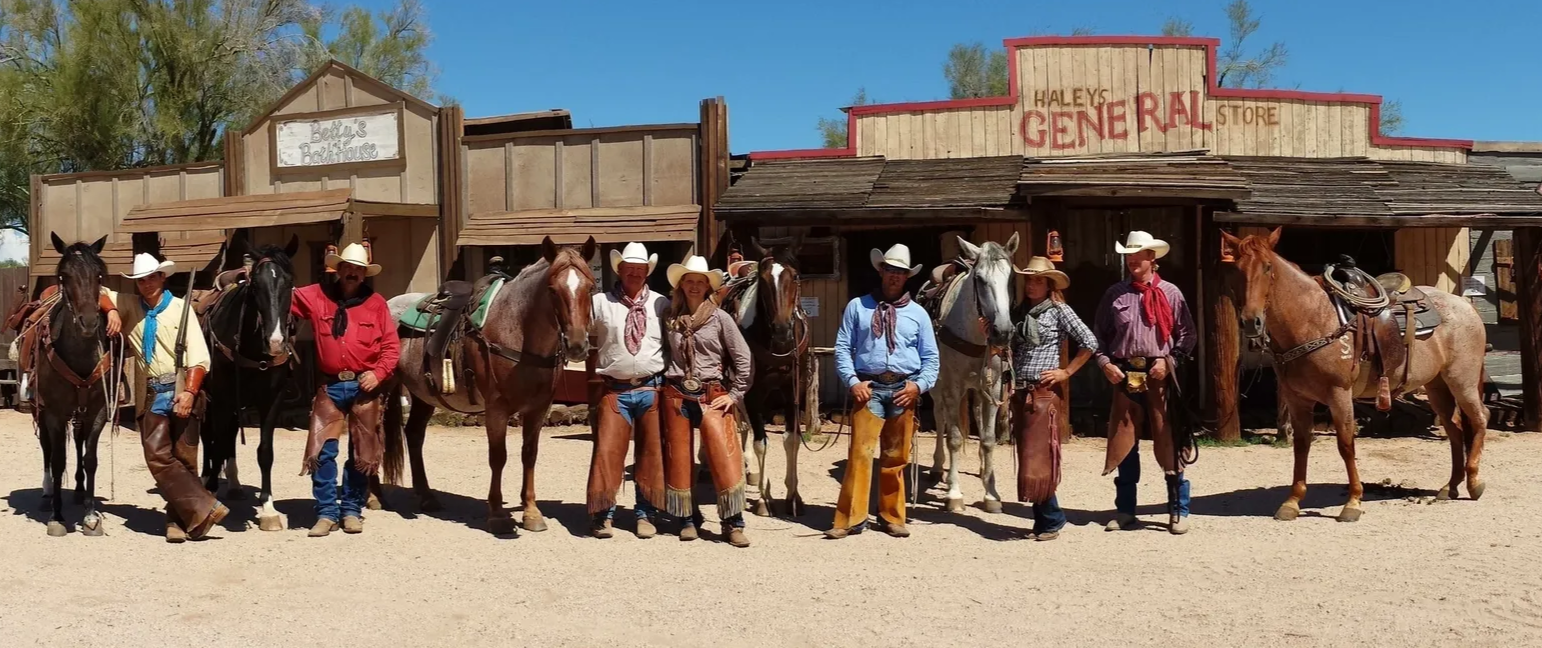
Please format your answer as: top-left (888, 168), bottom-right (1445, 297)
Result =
top-left (928, 234), bottom-right (1017, 513)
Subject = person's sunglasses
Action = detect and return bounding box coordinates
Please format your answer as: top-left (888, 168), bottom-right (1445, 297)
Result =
top-left (879, 266), bottom-right (908, 276)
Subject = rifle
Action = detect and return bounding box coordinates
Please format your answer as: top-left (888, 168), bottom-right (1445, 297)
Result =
top-left (173, 266), bottom-right (195, 394)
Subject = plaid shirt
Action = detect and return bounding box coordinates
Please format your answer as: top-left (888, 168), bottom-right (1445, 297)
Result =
top-left (1011, 301), bottom-right (1099, 389)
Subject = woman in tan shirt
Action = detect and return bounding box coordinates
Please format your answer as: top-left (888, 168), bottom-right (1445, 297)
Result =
top-left (662, 255), bottom-right (754, 547)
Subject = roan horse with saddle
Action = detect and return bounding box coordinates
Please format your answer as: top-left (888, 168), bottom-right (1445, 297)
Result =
top-left (1312, 255), bottom-right (1443, 411)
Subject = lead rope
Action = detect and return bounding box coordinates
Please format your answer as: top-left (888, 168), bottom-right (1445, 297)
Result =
top-left (104, 335), bottom-right (124, 502)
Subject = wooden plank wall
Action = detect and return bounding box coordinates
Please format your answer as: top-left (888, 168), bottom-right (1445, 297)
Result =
top-left (462, 126), bottom-right (700, 218)
top-left (241, 66), bottom-right (440, 205)
top-left (851, 43), bottom-right (1468, 164)
top-left (31, 163), bottom-right (225, 275)
top-left (1395, 227), bottom-right (1470, 294)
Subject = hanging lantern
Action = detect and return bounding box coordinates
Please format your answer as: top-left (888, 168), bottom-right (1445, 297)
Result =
top-left (323, 243), bottom-right (340, 273)
top-left (1046, 229), bottom-right (1064, 262)
top-left (1219, 231), bottom-right (1236, 263)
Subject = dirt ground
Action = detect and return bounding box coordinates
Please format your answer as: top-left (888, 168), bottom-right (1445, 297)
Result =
top-left (1, 408), bottom-right (1540, 647)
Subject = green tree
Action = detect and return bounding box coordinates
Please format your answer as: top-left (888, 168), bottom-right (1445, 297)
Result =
top-left (1161, 17), bottom-right (1194, 37)
top-left (944, 42), bottom-right (1008, 99)
top-left (1379, 100), bottom-right (1405, 135)
top-left (817, 87), bottom-right (869, 149)
top-left (1216, 0), bottom-right (1287, 88)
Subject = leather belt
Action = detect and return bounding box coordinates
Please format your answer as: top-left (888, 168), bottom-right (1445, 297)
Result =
top-left (328, 370), bottom-right (359, 382)
top-left (148, 373), bottom-right (178, 386)
top-left (858, 371), bottom-right (911, 385)
top-left (605, 374), bottom-right (661, 391)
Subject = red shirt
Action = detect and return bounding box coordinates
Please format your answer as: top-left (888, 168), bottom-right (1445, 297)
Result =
top-left (291, 284), bottom-right (400, 381)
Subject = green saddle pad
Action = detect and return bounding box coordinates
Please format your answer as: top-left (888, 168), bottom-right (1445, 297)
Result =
top-left (397, 277), bottom-right (506, 332)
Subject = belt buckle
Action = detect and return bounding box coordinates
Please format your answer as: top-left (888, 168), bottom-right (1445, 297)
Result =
top-left (1125, 371), bottom-right (1147, 393)
top-left (1129, 357), bottom-right (1147, 370)
top-left (682, 377), bottom-right (702, 392)
top-left (337, 370), bottom-right (357, 381)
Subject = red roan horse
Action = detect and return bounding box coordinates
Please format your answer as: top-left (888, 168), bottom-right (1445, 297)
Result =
top-left (383, 237), bottom-right (597, 534)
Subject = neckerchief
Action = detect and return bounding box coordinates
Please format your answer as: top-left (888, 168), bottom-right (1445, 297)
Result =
top-left (324, 282), bottom-right (374, 339)
top-left (870, 291), bottom-right (913, 354)
top-left (1130, 274), bottom-right (1174, 345)
top-left (140, 290), bottom-right (172, 357)
top-left (1016, 298), bottom-right (1058, 348)
top-left (671, 297), bottom-right (717, 381)
top-left (614, 283), bottom-right (650, 356)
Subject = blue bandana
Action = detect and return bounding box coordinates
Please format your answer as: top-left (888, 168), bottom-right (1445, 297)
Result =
top-left (140, 290), bottom-right (172, 357)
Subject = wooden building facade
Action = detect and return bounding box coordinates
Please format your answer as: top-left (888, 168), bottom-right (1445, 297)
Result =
top-left (718, 35), bottom-right (1542, 435)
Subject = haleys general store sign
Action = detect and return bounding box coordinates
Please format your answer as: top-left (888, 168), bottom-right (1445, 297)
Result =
top-left (275, 109), bottom-right (400, 168)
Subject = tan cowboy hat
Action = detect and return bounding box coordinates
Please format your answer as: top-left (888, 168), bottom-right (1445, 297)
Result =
top-left (870, 243), bottom-right (922, 278)
top-left (609, 241), bottom-right (658, 275)
top-left (325, 242), bottom-right (382, 277)
top-left (1013, 256), bottom-right (1069, 290)
top-left (121, 252), bottom-right (175, 279)
top-left (1114, 231), bottom-right (1170, 259)
top-left (667, 255), bottom-right (725, 290)
top-left (726, 260), bottom-right (757, 278)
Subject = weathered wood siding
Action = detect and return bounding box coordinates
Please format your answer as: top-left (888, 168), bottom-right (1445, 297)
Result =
top-left (850, 43), bottom-right (1466, 163)
top-left (32, 163), bottom-right (225, 275)
top-left (1395, 227), bottom-right (1470, 294)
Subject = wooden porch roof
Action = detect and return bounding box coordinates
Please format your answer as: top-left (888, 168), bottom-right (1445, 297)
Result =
top-left (31, 231), bottom-right (228, 277)
top-left (1018, 151), bottom-right (1252, 200)
top-left (716, 156), bottom-right (1023, 222)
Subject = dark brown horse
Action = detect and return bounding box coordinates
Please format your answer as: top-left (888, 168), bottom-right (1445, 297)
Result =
top-left (1224, 227), bottom-right (1488, 523)
top-left (33, 233), bottom-right (115, 537)
top-left (383, 236), bottom-right (597, 534)
top-left (714, 234), bottom-right (818, 517)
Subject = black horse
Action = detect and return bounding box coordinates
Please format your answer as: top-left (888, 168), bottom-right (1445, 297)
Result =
top-left (34, 233), bottom-right (115, 537)
top-left (199, 234), bottom-right (298, 531)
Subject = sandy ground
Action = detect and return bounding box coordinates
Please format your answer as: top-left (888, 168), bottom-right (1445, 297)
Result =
top-left (2, 408), bottom-right (1541, 647)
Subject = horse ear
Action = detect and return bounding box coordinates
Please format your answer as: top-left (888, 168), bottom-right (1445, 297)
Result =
top-left (580, 236), bottom-right (597, 262)
top-left (89, 236), bottom-right (107, 254)
top-left (284, 234), bottom-right (300, 258)
top-left (50, 232), bottom-right (65, 254)
top-left (958, 236), bottom-right (982, 261)
top-left (1267, 227), bottom-right (1283, 248)
top-left (1005, 232), bottom-right (1020, 255)
top-left (748, 236), bottom-right (769, 260)
top-left (541, 236), bottom-right (558, 262)
top-left (227, 230), bottom-right (250, 259)
top-left (1219, 229), bottom-right (1242, 248)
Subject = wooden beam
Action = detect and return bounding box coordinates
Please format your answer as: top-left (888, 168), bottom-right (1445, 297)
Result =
top-left (716, 206), bottom-right (1020, 224)
top-left (1514, 227), bottom-right (1542, 431)
top-left (1217, 212), bottom-right (1542, 228)
top-left (1206, 226), bottom-right (1242, 443)
top-left (460, 122), bottom-right (700, 144)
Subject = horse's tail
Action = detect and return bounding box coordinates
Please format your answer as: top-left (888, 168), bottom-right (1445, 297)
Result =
top-left (382, 381), bottom-right (406, 486)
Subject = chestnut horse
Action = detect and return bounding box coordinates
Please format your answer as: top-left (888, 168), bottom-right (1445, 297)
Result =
top-left (1224, 228), bottom-right (1488, 523)
top-left (382, 236), bottom-right (596, 534)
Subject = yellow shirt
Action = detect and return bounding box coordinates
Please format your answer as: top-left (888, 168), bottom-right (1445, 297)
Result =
top-left (107, 289), bottom-right (212, 378)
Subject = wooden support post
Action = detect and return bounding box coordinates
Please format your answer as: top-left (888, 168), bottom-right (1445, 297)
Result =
top-left (1206, 219), bottom-right (1242, 442)
top-left (1514, 227), bottom-right (1542, 431)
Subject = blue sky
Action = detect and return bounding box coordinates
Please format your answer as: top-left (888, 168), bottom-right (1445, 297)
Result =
top-left (400, 0), bottom-right (1542, 153)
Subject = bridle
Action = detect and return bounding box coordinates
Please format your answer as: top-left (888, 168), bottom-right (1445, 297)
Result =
top-left (479, 254), bottom-right (594, 372)
top-left (757, 257), bottom-right (809, 360)
top-left (211, 255), bottom-right (295, 371)
top-left (1238, 250), bottom-right (1347, 365)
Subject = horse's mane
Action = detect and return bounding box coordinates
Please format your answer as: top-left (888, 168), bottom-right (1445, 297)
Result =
top-left (56, 241), bottom-right (107, 279)
top-left (1236, 235), bottom-right (1304, 274)
top-left (250, 243), bottom-right (295, 275)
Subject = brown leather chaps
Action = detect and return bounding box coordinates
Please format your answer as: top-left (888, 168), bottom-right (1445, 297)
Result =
top-left (304, 386), bottom-right (384, 477)
top-left (1012, 386), bottom-right (1062, 504)
top-left (661, 383), bottom-right (745, 520)
top-left (586, 386), bottom-right (665, 515)
top-left (140, 407), bottom-right (219, 533)
top-left (1103, 373), bottom-right (1175, 475)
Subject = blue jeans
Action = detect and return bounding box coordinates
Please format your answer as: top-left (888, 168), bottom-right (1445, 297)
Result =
top-left (1033, 495), bottom-right (1066, 534)
top-left (1114, 441), bottom-right (1191, 517)
top-left (148, 381), bottom-right (176, 417)
top-left (313, 380), bottom-right (369, 522)
top-left (598, 380), bottom-right (660, 521)
top-left (862, 377), bottom-right (912, 420)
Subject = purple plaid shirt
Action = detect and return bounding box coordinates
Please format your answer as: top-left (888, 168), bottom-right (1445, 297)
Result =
top-left (1093, 279), bottom-right (1197, 367)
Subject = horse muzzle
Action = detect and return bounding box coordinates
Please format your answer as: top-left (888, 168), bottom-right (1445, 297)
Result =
top-left (1240, 316), bottom-right (1265, 339)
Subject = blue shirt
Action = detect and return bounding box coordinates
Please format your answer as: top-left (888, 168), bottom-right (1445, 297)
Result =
top-left (834, 294), bottom-right (940, 393)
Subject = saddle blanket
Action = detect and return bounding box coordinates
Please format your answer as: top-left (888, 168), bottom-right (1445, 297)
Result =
top-left (398, 277), bottom-right (506, 332)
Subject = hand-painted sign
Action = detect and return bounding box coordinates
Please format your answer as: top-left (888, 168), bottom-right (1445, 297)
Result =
top-left (275, 110), bottom-right (400, 169)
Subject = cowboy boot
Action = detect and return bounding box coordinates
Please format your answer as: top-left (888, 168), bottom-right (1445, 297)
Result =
top-left (1167, 474), bottom-right (1191, 535)
top-left (591, 517), bottom-right (614, 539)
top-left (165, 508), bottom-right (186, 544)
top-left (635, 516), bottom-right (656, 539)
top-left (342, 515), bottom-right (363, 534)
top-left (724, 523), bottom-right (750, 548)
top-left (309, 518), bottom-right (339, 538)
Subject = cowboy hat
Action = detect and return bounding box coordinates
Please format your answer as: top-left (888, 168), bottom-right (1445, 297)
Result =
top-left (121, 253), bottom-right (175, 279)
top-left (1114, 231), bottom-right (1170, 259)
top-left (726, 260), bottom-right (757, 278)
top-left (1013, 256), bottom-right (1070, 290)
top-left (667, 255), bottom-right (725, 290)
top-left (609, 241), bottom-right (658, 275)
top-left (870, 244), bottom-right (922, 278)
top-left (325, 242), bottom-right (382, 277)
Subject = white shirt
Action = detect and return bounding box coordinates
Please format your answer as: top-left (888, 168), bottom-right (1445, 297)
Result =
top-left (591, 288), bottom-right (669, 380)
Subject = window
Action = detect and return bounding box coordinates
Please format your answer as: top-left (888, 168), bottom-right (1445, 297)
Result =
top-left (760, 236), bottom-right (839, 279)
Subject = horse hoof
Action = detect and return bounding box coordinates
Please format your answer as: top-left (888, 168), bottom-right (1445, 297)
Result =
top-left (258, 515), bottom-right (284, 532)
top-left (520, 515), bottom-right (547, 533)
top-left (80, 520), bottom-right (104, 537)
top-left (226, 488), bottom-right (247, 501)
top-left (982, 500), bottom-right (1003, 514)
top-left (1468, 480), bottom-right (1486, 501)
top-left (46, 521), bottom-right (67, 537)
top-left (1336, 506), bottom-right (1363, 523)
top-left (419, 495), bottom-right (443, 513)
top-left (1274, 502), bottom-right (1300, 521)
top-left (365, 494), bottom-right (383, 511)
top-left (945, 498), bottom-right (966, 513)
top-left (1436, 486), bottom-right (1453, 501)
top-left (753, 499), bottom-right (772, 517)
top-left (488, 517), bottom-right (518, 536)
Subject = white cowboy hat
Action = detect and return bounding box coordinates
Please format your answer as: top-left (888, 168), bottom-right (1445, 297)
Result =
top-left (325, 242), bottom-right (382, 277)
top-left (1114, 231), bottom-right (1170, 259)
top-left (609, 241), bottom-right (658, 275)
top-left (1013, 256), bottom-right (1070, 290)
top-left (121, 253), bottom-right (175, 279)
top-left (667, 255), bottom-right (725, 290)
top-left (870, 244), bottom-right (922, 278)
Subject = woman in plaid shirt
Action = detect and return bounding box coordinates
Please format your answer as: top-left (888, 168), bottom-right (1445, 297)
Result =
top-left (1008, 257), bottom-right (1098, 540)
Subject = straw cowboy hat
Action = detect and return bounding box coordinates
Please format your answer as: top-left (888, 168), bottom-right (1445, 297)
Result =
top-left (667, 255), bottom-right (725, 290)
top-left (325, 242), bottom-right (382, 277)
top-left (870, 243), bottom-right (922, 278)
top-left (609, 241), bottom-right (658, 275)
top-left (1013, 256), bottom-right (1070, 290)
top-left (121, 253), bottom-right (175, 279)
top-left (726, 260), bottom-right (757, 278)
top-left (1114, 231), bottom-right (1170, 259)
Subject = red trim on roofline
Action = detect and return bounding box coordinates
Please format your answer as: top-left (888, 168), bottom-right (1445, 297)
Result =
top-left (752, 35), bottom-right (1472, 159)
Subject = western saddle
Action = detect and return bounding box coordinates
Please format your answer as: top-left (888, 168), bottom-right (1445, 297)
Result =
top-left (1318, 255), bottom-right (1443, 410)
top-left (405, 257), bottom-right (513, 401)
